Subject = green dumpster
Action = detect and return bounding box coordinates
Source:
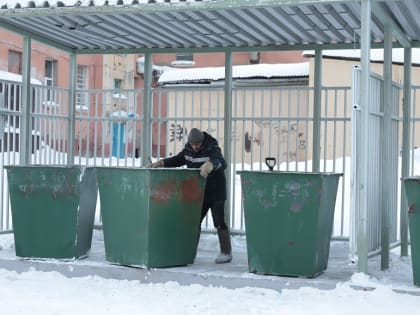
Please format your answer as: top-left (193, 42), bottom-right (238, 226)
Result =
top-left (5, 165), bottom-right (98, 259)
top-left (96, 168), bottom-right (205, 268)
top-left (238, 171), bottom-right (341, 278)
top-left (401, 177), bottom-right (420, 286)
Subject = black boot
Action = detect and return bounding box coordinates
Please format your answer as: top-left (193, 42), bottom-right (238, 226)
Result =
top-left (215, 229), bottom-right (232, 264)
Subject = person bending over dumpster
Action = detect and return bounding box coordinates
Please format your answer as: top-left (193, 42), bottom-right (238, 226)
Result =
top-left (150, 128), bottom-right (232, 264)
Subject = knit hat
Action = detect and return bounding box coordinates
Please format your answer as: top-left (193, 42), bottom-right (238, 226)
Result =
top-left (188, 128), bottom-right (204, 144)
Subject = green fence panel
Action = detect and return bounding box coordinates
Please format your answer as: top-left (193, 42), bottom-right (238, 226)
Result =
top-left (96, 167), bottom-right (205, 268)
top-left (401, 177), bottom-right (420, 286)
top-left (238, 171), bottom-right (341, 278)
top-left (6, 165), bottom-right (98, 259)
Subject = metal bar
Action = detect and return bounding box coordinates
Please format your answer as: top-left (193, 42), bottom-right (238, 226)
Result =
top-left (156, 89), bottom-right (162, 158)
top-left (141, 53), bottom-right (153, 167)
top-left (323, 87), bottom-right (328, 171)
top-left (68, 53), bottom-right (77, 164)
top-left (357, 0), bottom-right (372, 274)
top-left (286, 89), bottom-right (291, 169)
top-left (269, 88), bottom-right (273, 159)
top-left (340, 89), bottom-right (349, 236)
top-left (93, 92), bottom-right (99, 164)
top-left (333, 90), bottom-right (338, 171)
top-left (100, 91), bottom-right (106, 166)
top-left (231, 88), bottom-right (237, 230)
top-left (381, 23), bottom-right (392, 270)
top-left (240, 88), bottom-right (246, 229)
top-left (391, 85), bottom-right (400, 245)
top-left (86, 93), bottom-right (92, 161)
top-left (295, 89), bottom-right (300, 170)
top-left (277, 89), bottom-right (282, 169)
top-left (20, 36), bottom-right (31, 165)
top-left (400, 48), bottom-right (412, 257)
top-left (259, 88), bottom-right (264, 168)
top-left (224, 50), bottom-right (233, 228)
top-left (0, 91), bottom-right (4, 230)
top-left (251, 88), bottom-right (255, 169)
top-left (304, 88), bottom-right (310, 171)
top-left (312, 48), bottom-right (322, 172)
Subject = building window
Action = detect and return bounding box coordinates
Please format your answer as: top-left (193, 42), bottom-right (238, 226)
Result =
top-left (76, 65), bottom-right (89, 110)
top-left (114, 79), bottom-right (122, 89)
top-left (45, 60), bottom-right (58, 100)
top-left (171, 53), bottom-right (195, 66)
top-left (176, 53), bottom-right (193, 62)
top-left (8, 50), bottom-right (22, 74)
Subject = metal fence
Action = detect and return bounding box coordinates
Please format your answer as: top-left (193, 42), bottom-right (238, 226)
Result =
top-left (409, 86), bottom-right (420, 174)
top-left (0, 80), bottom-right (359, 240)
top-left (350, 68), bottom-right (401, 258)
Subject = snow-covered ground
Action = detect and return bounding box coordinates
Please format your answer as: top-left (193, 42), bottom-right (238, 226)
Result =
top-left (1, 230), bottom-right (420, 314)
top-left (1, 268), bottom-right (418, 315)
top-left (0, 268), bottom-right (419, 315)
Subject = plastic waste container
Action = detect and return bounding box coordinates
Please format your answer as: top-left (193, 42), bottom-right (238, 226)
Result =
top-left (112, 122), bottom-right (125, 158)
top-left (401, 177), bottom-right (420, 286)
top-left (238, 171), bottom-right (341, 278)
top-left (5, 165), bottom-right (98, 259)
top-left (96, 167), bottom-right (205, 268)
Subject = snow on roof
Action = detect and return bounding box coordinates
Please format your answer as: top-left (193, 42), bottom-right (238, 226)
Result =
top-left (158, 62), bottom-right (309, 85)
top-left (0, 70), bottom-right (42, 85)
top-left (303, 48), bottom-right (420, 65)
top-left (112, 93), bottom-right (127, 100)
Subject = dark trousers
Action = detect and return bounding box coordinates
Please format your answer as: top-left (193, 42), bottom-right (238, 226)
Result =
top-left (200, 199), bottom-right (228, 231)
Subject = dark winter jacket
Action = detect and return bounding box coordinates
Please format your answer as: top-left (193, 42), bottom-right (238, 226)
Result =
top-left (163, 132), bottom-right (227, 202)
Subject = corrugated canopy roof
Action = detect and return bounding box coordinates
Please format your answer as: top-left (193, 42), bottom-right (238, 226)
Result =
top-left (0, 0), bottom-right (419, 53)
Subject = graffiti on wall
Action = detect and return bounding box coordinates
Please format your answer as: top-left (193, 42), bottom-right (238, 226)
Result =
top-left (244, 120), bottom-right (307, 159)
top-left (169, 123), bottom-right (187, 142)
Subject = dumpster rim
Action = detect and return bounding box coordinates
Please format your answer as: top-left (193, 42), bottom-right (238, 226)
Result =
top-left (236, 170), bottom-right (343, 177)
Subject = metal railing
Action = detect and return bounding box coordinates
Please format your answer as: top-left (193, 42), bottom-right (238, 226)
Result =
top-left (0, 81), bottom-right (356, 240)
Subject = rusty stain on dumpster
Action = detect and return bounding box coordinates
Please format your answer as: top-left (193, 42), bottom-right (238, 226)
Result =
top-left (151, 176), bottom-right (203, 202)
top-left (151, 180), bottom-right (177, 202)
top-left (180, 176), bottom-right (203, 202)
top-left (290, 200), bottom-right (304, 213)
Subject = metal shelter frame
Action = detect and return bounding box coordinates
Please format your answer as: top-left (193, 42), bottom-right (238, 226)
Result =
top-left (0, 0), bottom-right (419, 274)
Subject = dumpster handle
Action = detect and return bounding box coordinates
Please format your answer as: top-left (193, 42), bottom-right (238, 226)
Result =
top-left (265, 157), bottom-right (276, 171)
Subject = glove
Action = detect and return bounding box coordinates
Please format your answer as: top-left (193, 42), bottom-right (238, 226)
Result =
top-left (200, 161), bottom-right (214, 178)
top-left (150, 160), bottom-right (164, 168)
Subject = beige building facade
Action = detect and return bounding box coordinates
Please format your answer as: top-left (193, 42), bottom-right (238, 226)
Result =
top-left (307, 53), bottom-right (420, 160)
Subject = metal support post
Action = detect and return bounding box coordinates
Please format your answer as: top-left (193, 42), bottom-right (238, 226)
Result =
top-left (400, 48), bottom-right (412, 257)
top-left (141, 53), bottom-right (153, 167)
top-left (357, 0), bottom-right (372, 274)
top-left (312, 48), bottom-right (322, 172)
top-left (20, 36), bottom-right (32, 165)
top-left (224, 50), bottom-right (233, 227)
top-left (381, 23), bottom-right (392, 270)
